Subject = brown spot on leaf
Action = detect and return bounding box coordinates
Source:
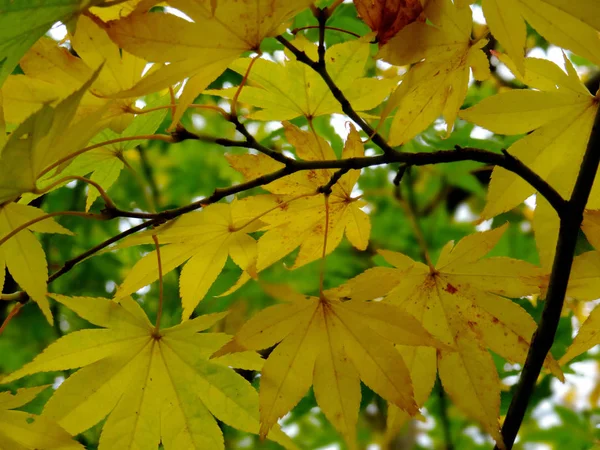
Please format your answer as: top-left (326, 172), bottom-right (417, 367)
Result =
top-left (444, 283), bottom-right (458, 294)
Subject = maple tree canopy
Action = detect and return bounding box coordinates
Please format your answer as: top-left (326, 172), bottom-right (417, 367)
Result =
top-left (0, 0), bottom-right (599, 449)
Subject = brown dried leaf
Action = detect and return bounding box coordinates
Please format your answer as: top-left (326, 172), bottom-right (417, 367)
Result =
top-left (354, 0), bottom-right (424, 45)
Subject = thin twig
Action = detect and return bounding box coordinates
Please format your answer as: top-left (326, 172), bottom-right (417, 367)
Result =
top-left (318, 168), bottom-right (350, 195)
top-left (495, 101), bottom-right (600, 449)
top-left (0, 210), bottom-right (107, 250)
top-left (291, 26), bottom-right (361, 39)
top-left (36, 175), bottom-right (116, 209)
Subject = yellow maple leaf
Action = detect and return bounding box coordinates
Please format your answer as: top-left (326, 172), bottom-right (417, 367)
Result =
top-left (1, 295), bottom-right (294, 450)
top-left (206, 37), bottom-right (397, 121)
top-left (229, 123), bottom-right (370, 272)
top-left (378, 0), bottom-right (490, 145)
top-left (0, 68), bottom-right (106, 205)
top-left (0, 203), bottom-right (72, 323)
top-left (460, 54), bottom-right (599, 268)
top-left (116, 201), bottom-right (260, 319)
top-left (345, 225), bottom-right (563, 447)
top-left (7, 15), bottom-right (148, 133)
top-left (214, 285), bottom-right (446, 448)
top-left (104, 0), bottom-right (314, 125)
top-left (0, 385), bottom-right (83, 450)
top-left (32, 93), bottom-right (170, 211)
top-left (479, 0), bottom-right (600, 74)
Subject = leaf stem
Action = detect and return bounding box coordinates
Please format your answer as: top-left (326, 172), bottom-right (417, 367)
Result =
top-left (152, 234), bottom-right (164, 333)
top-left (231, 52), bottom-right (261, 117)
top-left (37, 134), bottom-right (176, 179)
top-left (36, 175), bottom-right (116, 210)
top-left (0, 292), bottom-right (27, 302)
top-left (0, 303), bottom-right (22, 336)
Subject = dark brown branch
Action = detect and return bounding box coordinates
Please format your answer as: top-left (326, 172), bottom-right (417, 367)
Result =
top-left (44, 145), bottom-right (561, 285)
top-left (318, 167), bottom-right (350, 195)
top-left (495, 100), bottom-right (600, 449)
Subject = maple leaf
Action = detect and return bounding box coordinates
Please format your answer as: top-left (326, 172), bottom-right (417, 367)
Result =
top-left (459, 54), bottom-right (599, 268)
top-left (104, 0), bottom-right (314, 125)
top-left (345, 225), bottom-right (563, 447)
top-left (354, 0), bottom-right (424, 46)
top-left (206, 37), bottom-right (397, 121)
top-left (9, 15), bottom-right (149, 133)
top-left (214, 285), bottom-right (447, 448)
top-left (0, 203), bottom-right (72, 323)
top-left (0, 385), bottom-right (84, 450)
top-left (0, 0), bottom-right (105, 85)
top-left (229, 123), bottom-right (370, 272)
top-left (0, 68), bottom-right (106, 205)
top-left (33, 93), bottom-right (170, 211)
top-left (377, 0), bottom-right (490, 145)
top-left (1, 295), bottom-right (294, 450)
top-left (474, 0), bottom-right (600, 74)
top-left (116, 201), bottom-right (260, 319)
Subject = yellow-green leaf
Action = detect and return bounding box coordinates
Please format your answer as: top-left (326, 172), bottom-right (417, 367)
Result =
top-left (2, 295), bottom-right (294, 450)
top-left (116, 202), bottom-right (258, 319)
top-left (379, 0), bottom-right (488, 144)
top-left (0, 203), bottom-right (72, 322)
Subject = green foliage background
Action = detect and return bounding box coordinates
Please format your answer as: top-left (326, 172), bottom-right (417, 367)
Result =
top-left (1, 1), bottom-right (599, 449)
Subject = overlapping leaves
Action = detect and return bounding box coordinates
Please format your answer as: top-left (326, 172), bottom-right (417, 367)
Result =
top-left (2, 295), bottom-right (293, 450)
top-left (207, 37), bottom-right (397, 121)
top-left (345, 225), bottom-right (563, 446)
top-left (460, 55), bottom-right (599, 268)
top-left (378, 0), bottom-right (490, 145)
top-left (459, 0), bottom-right (600, 73)
top-left (230, 123), bottom-right (371, 272)
top-left (104, 0), bottom-right (314, 124)
top-left (0, 385), bottom-right (83, 450)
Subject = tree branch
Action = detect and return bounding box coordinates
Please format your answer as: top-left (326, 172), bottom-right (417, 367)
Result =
top-left (495, 100), bottom-right (600, 449)
top-left (44, 145), bottom-right (564, 286)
